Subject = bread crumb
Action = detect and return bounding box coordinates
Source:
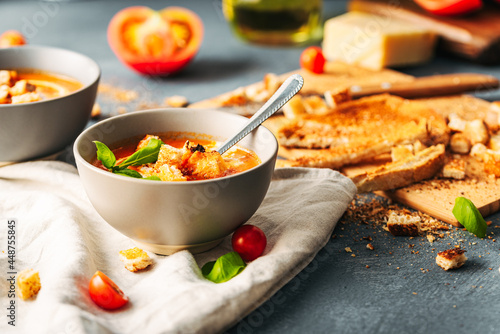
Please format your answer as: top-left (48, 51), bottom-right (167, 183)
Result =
top-left (119, 247), bottom-right (152, 272)
top-left (442, 159), bottom-right (465, 180)
top-left (17, 269), bottom-right (41, 300)
top-left (386, 211), bottom-right (420, 236)
top-left (345, 247), bottom-right (352, 253)
top-left (436, 248), bottom-right (467, 271)
top-left (91, 102), bottom-right (101, 118)
top-left (366, 243), bottom-right (375, 250)
top-left (427, 234), bottom-right (436, 243)
top-left (164, 95), bottom-right (189, 108)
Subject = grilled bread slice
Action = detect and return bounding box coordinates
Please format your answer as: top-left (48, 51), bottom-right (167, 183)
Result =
top-left (270, 94), bottom-right (448, 169)
top-left (350, 144), bottom-right (445, 193)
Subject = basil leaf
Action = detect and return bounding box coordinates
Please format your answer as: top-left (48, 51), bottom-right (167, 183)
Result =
top-left (93, 141), bottom-right (116, 170)
top-left (452, 197), bottom-right (487, 238)
top-left (144, 175), bottom-right (161, 181)
top-left (202, 252), bottom-right (246, 283)
top-left (113, 168), bottom-right (143, 178)
top-left (118, 138), bottom-right (163, 168)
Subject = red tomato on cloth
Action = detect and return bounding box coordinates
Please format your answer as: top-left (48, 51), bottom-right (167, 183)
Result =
top-left (108, 6), bottom-right (203, 75)
top-left (232, 225), bottom-right (267, 262)
top-left (89, 271), bottom-right (129, 310)
top-left (413, 0), bottom-right (482, 16)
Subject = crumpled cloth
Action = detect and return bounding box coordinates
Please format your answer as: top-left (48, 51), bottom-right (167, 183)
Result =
top-left (0, 161), bottom-right (356, 334)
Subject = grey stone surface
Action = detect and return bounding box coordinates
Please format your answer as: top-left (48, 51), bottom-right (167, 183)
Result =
top-left (2, 1), bottom-right (500, 333)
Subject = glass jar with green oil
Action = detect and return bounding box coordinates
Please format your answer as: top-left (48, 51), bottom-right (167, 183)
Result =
top-left (222, 0), bottom-right (322, 46)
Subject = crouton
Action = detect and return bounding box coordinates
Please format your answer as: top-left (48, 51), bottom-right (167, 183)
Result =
top-left (91, 102), bottom-right (101, 118)
top-left (10, 79), bottom-right (36, 96)
top-left (464, 119), bottom-right (489, 145)
top-left (263, 73), bottom-right (281, 95)
top-left (119, 247), bottom-right (152, 272)
top-left (164, 95), bottom-right (189, 108)
top-left (470, 143), bottom-right (488, 161)
top-left (449, 133), bottom-right (471, 154)
top-left (442, 159), bottom-right (466, 180)
top-left (324, 88), bottom-right (350, 108)
top-left (436, 248), bottom-right (467, 271)
top-left (488, 132), bottom-right (500, 151)
top-left (282, 95), bottom-right (307, 119)
top-left (184, 150), bottom-right (228, 180)
top-left (386, 211), bottom-right (421, 236)
top-left (484, 151), bottom-right (500, 177)
top-left (447, 113), bottom-right (467, 132)
top-left (11, 92), bottom-right (41, 104)
top-left (17, 269), bottom-right (41, 300)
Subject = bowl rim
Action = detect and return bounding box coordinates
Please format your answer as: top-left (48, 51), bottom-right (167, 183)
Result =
top-left (73, 108), bottom-right (278, 185)
top-left (0, 45), bottom-right (101, 109)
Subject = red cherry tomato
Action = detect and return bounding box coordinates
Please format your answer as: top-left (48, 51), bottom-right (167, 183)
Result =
top-left (89, 271), bottom-right (128, 310)
top-left (107, 6), bottom-right (203, 76)
top-left (300, 46), bottom-right (326, 74)
top-left (0, 30), bottom-right (26, 48)
top-left (413, 0), bottom-right (482, 16)
top-left (232, 225), bottom-right (267, 262)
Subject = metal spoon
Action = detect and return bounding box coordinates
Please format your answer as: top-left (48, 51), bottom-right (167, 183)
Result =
top-left (216, 74), bottom-right (304, 155)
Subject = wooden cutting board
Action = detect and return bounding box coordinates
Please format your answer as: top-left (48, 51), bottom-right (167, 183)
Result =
top-left (191, 62), bottom-right (500, 226)
top-left (348, 0), bottom-right (500, 64)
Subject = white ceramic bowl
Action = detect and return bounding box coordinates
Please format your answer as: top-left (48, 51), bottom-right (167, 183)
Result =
top-left (0, 46), bottom-right (100, 162)
top-left (74, 109), bottom-right (278, 254)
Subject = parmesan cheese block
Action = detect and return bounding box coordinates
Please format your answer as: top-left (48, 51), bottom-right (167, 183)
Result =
top-left (322, 12), bottom-right (437, 70)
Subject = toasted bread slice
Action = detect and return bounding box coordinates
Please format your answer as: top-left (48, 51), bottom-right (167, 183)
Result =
top-left (270, 95), bottom-right (449, 169)
top-left (350, 144), bottom-right (445, 193)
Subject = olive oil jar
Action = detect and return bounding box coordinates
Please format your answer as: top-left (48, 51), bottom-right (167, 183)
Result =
top-left (222, 0), bottom-right (322, 46)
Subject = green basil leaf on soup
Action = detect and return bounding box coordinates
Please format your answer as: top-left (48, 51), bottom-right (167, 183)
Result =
top-left (452, 197), bottom-right (487, 238)
top-left (94, 141), bottom-right (116, 170)
top-left (202, 251), bottom-right (246, 283)
top-left (118, 137), bottom-right (164, 168)
top-left (113, 168), bottom-right (143, 179)
top-left (144, 175), bottom-right (161, 181)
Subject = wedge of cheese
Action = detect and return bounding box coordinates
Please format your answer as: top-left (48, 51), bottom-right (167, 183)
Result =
top-left (323, 12), bottom-right (436, 70)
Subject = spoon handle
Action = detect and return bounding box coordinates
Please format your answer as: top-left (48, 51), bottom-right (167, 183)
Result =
top-left (217, 74), bottom-right (304, 155)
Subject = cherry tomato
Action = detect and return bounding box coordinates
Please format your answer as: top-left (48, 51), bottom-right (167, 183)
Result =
top-left (0, 30), bottom-right (26, 48)
top-left (107, 6), bottom-right (203, 76)
top-left (413, 0), bottom-right (482, 16)
top-left (300, 46), bottom-right (326, 74)
top-left (88, 271), bottom-right (128, 310)
top-left (232, 225), bottom-right (267, 262)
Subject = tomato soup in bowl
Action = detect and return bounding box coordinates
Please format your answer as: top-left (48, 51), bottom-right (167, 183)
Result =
top-left (74, 108), bottom-right (278, 255)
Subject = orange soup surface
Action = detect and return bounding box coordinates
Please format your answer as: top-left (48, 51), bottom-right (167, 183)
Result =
top-left (0, 69), bottom-right (82, 104)
top-left (92, 133), bottom-right (261, 181)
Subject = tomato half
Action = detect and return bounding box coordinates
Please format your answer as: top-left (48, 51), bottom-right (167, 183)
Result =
top-left (0, 30), bottom-right (26, 48)
top-left (300, 46), bottom-right (326, 74)
top-left (108, 6), bottom-right (203, 76)
top-left (231, 225), bottom-right (267, 262)
top-left (413, 0), bottom-right (482, 16)
top-left (88, 271), bottom-right (128, 310)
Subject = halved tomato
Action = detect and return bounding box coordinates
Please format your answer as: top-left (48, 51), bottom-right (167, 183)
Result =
top-left (414, 0), bottom-right (482, 16)
top-left (108, 6), bottom-right (203, 76)
top-left (88, 271), bottom-right (128, 310)
top-left (0, 30), bottom-right (26, 48)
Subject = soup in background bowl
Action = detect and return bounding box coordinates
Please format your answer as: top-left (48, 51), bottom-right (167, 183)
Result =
top-left (74, 108), bottom-right (278, 255)
top-left (0, 46), bottom-right (100, 162)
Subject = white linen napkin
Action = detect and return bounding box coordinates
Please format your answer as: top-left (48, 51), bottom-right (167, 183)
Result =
top-left (0, 161), bottom-right (356, 334)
